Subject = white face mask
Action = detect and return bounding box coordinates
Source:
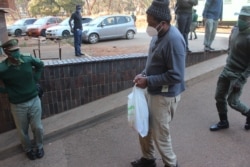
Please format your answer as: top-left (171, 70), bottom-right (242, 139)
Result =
top-left (146, 22), bottom-right (163, 37)
top-left (146, 26), bottom-right (158, 37)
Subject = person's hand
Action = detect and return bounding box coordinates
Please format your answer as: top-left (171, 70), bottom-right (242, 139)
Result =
top-left (133, 74), bottom-right (147, 89)
top-left (70, 28), bottom-right (74, 33)
top-left (232, 80), bottom-right (240, 92)
top-left (232, 78), bottom-right (244, 92)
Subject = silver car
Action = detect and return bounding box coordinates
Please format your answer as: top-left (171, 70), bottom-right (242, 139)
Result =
top-left (82, 14), bottom-right (137, 44)
top-left (7, 18), bottom-right (37, 36)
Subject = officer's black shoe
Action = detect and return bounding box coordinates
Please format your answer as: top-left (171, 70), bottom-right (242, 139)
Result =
top-left (36, 148), bottom-right (44, 158)
top-left (165, 163), bottom-right (179, 167)
top-left (210, 120), bottom-right (229, 131)
top-left (26, 150), bottom-right (36, 160)
top-left (245, 116), bottom-right (250, 130)
top-left (131, 157), bottom-right (156, 167)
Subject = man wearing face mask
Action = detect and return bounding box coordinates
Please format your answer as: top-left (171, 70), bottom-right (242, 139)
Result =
top-left (69, 5), bottom-right (84, 57)
top-left (210, 6), bottom-right (250, 131)
top-left (131, 0), bottom-right (186, 167)
top-left (0, 39), bottom-right (45, 160)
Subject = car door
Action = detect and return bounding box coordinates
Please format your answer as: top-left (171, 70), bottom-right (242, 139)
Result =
top-left (24, 19), bottom-right (36, 32)
top-left (115, 16), bottom-right (129, 36)
top-left (97, 16), bottom-right (117, 39)
top-left (47, 18), bottom-right (57, 27)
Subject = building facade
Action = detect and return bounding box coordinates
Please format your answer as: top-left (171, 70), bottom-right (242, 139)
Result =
top-left (0, 0), bottom-right (16, 45)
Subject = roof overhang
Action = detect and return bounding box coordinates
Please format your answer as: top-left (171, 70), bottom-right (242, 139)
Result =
top-left (0, 8), bottom-right (15, 13)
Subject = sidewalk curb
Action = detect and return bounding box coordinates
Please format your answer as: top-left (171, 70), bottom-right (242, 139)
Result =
top-left (0, 54), bottom-right (227, 160)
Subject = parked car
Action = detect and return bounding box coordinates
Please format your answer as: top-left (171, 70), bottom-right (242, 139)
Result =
top-left (7, 18), bottom-right (37, 36)
top-left (45, 17), bottom-right (92, 39)
top-left (26, 16), bottom-right (62, 37)
top-left (82, 14), bottom-right (137, 44)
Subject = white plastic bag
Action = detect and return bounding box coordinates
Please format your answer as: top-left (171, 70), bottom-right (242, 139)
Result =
top-left (127, 86), bottom-right (149, 137)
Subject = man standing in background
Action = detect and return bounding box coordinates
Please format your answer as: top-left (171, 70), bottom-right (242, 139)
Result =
top-left (175, 0), bottom-right (198, 53)
top-left (69, 5), bottom-right (84, 57)
top-left (202, 0), bottom-right (223, 51)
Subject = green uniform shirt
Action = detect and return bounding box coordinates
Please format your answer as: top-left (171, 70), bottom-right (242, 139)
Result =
top-left (225, 27), bottom-right (250, 79)
top-left (0, 53), bottom-right (44, 104)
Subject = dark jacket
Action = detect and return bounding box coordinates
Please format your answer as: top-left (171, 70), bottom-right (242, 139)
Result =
top-left (175, 0), bottom-right (198, 14)
top-left (202, 0), bottom-right (223, 20)
top-left (69, 11), bottom-right (82, 30)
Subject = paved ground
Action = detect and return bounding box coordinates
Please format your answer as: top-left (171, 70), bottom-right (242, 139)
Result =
top-left (1, 31), bottom-right (230, 61)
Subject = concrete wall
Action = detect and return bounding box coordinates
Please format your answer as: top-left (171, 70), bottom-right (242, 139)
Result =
top-left (0, 51), bottom-right (226, 133)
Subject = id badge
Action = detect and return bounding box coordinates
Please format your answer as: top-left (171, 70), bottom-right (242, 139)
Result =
top-left (161, 85), bottom-right (168, 92)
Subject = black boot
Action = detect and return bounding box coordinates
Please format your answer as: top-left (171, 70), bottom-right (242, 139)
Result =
top-left (194, 33), bottom-right (197, 39)
top-left (210, 113), bottom-right (229, 131)
top-left (245, 116), bottom-right (250, 130)
top-left (243, 110), bottom-right (250, 130)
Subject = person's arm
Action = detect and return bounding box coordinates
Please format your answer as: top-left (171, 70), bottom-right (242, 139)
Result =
top-left (69, 13), bottom-right (74, 33)
top-left (31, 56), bottom-right (44, 82)
top-left (219, 1), bottom-right (223, 21)
top-left (241, 65), bottom-right (250, 80)
top-left (202, 0), bottom-right (212, 18)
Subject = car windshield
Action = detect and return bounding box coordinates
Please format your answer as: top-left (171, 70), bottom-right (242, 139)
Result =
top-left (87, 17), bottom-right (105, 26)
top-left (59, 18), bottom-right (70, 26)
top-left (13, 19), bottom-right (25, 25)
top-left (33, 17), bottom-right (48, 25)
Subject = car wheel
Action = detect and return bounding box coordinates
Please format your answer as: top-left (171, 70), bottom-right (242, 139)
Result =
top-left (40, 29), bottom-right (46, 37)
top-left (14, 29), bottom-right (22, 37)
top-left (88, 33), bottom-right (99, 44)
top-left (62, 30), bottom-right (70, 38)
top-left (126, 30), bottom-right (134, 39)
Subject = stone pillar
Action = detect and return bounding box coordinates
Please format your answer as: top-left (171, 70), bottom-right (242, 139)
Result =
top-left (0, 11), bottom-right (8, 45)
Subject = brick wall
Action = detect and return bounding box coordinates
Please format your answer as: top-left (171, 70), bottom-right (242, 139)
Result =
top-left (0, 51), bottom-right (226, 133)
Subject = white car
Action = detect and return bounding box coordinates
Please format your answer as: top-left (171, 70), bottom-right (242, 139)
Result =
top-left (45, 17), bottom-right (92, 39)
top-left (7, 18), bottom-right (37, 36)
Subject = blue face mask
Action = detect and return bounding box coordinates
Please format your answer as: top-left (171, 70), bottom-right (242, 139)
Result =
top-left (237, 19), bottom-right (250, 31)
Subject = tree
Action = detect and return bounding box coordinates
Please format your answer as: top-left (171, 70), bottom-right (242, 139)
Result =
top-left (55, 0), bottom-right (85, 16)
top-left (28, 0), bottom-right (60, 16)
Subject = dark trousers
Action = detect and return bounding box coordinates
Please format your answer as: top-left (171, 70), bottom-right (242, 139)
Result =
top-left (215, 71), bottom-right (248, 115)
top-left (74, 29), bottom-right (83, 55)
top-left (176, 12), bottom-right (192, 50)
